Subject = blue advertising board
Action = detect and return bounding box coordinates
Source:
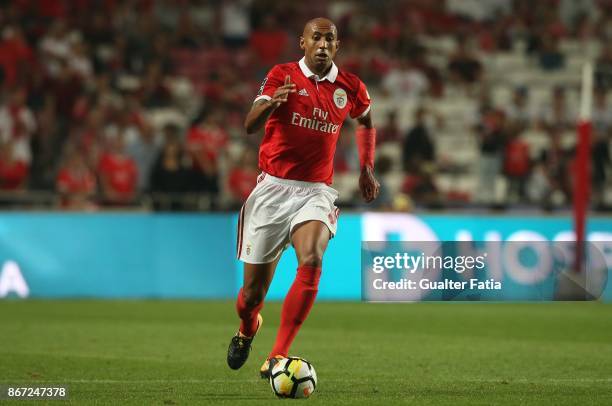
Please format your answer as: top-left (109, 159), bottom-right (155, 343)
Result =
top-left (0, 213), bottom-right (236, 299)
top-left (0, 213), bottom-right (610, 301)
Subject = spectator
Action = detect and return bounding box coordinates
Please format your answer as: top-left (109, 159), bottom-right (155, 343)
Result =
top-left (476, 108), bottom-right (507, 204)
top-left (592, 127), bottom-right (611, 207)
top-left (560, 0), bottom-right (598, 29)
top-left (595, 44), bottom-right (612, 90)
top-left (38, 20), bottom-right (72, 78)
top-left (0, 26), bottom-right (34, 88)
top-left (334, 121), bottom-right (359, 174)
top-left (0, 87), bottom-right (36, 167)
top-left (150, 124), bottom-right (193, 210)
top-left (503, 130), bottom-right (531, 203)
top-left (228, 148), bottom-right (259, 207)
top-left (530, 127), bottom-right (572, 207)
top-left (447, 0), bottom-right (512, 22)
top-left (67, 37), bottom-right (93, 81)
top-left (377, 111), bottom-right (401, 145)
top-left (447, 37), bottom-right (483, 86)
top-left (0, 0), bottom-right (609, 211)
top-left (48, 58), bottom-right (83, 120)
top-left (174, 12), bottom-right (203, 49)
top-left (97, 134), bottom-right (138, 205)
top-left (30, 95), bottom-right (61, 189)
top-left (186, 110), bottom-right (228, 202)
top-left (538, 35), bottom-right (565, 71)
top-left (56, 147), bottom-right (97, 210)
top-left (538, 86), bottom-right (575, 131)
top-left (478, 19), bottom-right (513, 53)
top-left (0, 140), bottom-right (28, 190)
top-left (249, 15), bottom-right (288, 69)
top-left (592, 88), bottom-right (612, 135)
top-left (221, 0), bottom-right (251, 48)
top-left (402, 107), bottom-right (435, 171)
top-left (526, 161), bottom-right (551, 206)
top-left (412, 47), bottom-right (444, 97)
top-left (105, 96), bottom-right (147, 146)
top-left (382, 58), bottom-right (429, 101)
top-left (139, 61), bottom-right (172, 108)
top-left (401, 163), bottom-right (441, 208)
top-left (526, 8), bottom-right (567, 56)
top-left (504, 86), bottom-right (533, 132)
top-left (73, 107), bottom-right (105, 169)
top-left (127, 123), bottom-right (159, 193)
top-left (154, 0), bottom-right (182, 30)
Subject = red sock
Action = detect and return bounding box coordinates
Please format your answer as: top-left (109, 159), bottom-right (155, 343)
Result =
top-left (236, 288), bottom-right (263, 337)
top-left (270, 265), bottom-right (321, 357)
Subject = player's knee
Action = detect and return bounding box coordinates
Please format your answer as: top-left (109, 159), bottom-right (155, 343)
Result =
top-left (297, 251), bottom-right (323, 268)
top-left (242, 287), bottom-right (265, 308)
top-left (299, 257), bottom-right (322, 268)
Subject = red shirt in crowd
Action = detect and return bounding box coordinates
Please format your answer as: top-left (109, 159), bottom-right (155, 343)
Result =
top-left (186, 125), bottom-right (229, 168)
top-left (0, 160), bottom-right (28, 190)
top-left (249, 29), bottom-right (288, 67)
top-left (504, 139), bottom-right (530, 177)
top-left (97, 152), bottom-right (137, 200)
top-left (228, 167), bottom-right (258, 202)
top-left (56, 167), bottom-right (96, 195)
top-left (0, 32), bottom-right (33, 88)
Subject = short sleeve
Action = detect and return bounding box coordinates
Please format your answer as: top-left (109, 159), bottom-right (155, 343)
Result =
top-left (349, 79), bottom-right (371, 119)
top-left (254, 65), bottom-right (285, 103)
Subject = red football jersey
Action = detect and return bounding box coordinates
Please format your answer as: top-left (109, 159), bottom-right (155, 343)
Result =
top-left (98, 153), bottom-right (138, 197)
top-left (186, 125), bottom-right (229, 167)
top-left (228, 167), bottom-right (258, 202)
top-left (254, 57), bottom-right (371, 184)
top-left (56, 167), bottom-right (96, 194)
top-left (0, 160), bottom-right (28, 190)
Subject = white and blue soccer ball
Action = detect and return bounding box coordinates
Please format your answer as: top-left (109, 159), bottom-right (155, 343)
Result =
top-left (269, 356), bottom-right (317, 399)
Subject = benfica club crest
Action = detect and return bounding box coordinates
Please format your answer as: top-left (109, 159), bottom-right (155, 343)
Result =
top-left (333, 88), bottom-right (347, 109)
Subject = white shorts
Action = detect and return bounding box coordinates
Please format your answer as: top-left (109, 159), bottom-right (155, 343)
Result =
top-left (236, 173), bottom-right (340, 264)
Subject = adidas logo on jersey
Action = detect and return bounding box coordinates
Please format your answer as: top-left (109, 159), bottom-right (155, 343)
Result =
top-left (298, 88), bottom-right (309, 97)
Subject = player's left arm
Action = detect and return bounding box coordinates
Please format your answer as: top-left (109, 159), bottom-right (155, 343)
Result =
top-left (355, 111), bottom-right (380, 203)
top-left (350, 77), bottom-right (379, 203)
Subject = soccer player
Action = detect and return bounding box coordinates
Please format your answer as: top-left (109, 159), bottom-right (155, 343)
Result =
top-left (227, 17), bottom-right (379, 378)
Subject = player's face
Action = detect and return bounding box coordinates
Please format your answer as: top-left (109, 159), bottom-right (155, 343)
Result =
top-left (300, 24), bottom-right (339, 74)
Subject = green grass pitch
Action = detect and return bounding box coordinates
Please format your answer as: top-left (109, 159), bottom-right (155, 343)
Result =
top-left (1, 301), bottom-right (611, 405)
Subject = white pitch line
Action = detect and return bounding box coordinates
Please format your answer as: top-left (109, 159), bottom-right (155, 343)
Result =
top-left (464, 378), bottom-right (612, 383)
top-left (0, 379), bottom-right (257, 384)
top-left (3, 378), bottom-right (611, 384)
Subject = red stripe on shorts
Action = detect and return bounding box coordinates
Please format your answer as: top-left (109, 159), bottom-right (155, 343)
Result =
top-left (236, 205), bottom-right (245, 259)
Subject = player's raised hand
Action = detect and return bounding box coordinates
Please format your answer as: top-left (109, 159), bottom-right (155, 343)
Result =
top-left (271, 75), bottom-right (296, 108)
top-left (359, 165), bottom-right (380, 203)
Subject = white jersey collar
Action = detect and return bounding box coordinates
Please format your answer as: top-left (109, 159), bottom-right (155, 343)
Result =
top-left (298, 57), bottom-right (338, 83)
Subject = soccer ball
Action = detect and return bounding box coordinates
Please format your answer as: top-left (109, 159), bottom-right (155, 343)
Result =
top-left (269, 356), bottom-right (317, 398)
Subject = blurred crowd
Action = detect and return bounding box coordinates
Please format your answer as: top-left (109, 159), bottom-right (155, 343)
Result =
top-left (0, 0), bottom-right (610, 211)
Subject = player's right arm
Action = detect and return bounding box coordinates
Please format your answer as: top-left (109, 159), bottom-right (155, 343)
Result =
top-left (244, 73), bottom-right (295, 134)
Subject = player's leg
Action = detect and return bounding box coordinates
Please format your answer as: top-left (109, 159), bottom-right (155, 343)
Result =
top-left (261, 186), bottom-right (338, 378)
top-left (269, 220), bottom-right (329, 357)
top-left (228, 258), bottom-right (280, 370)
top-left (237, 259), bottom-right (280, 337)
